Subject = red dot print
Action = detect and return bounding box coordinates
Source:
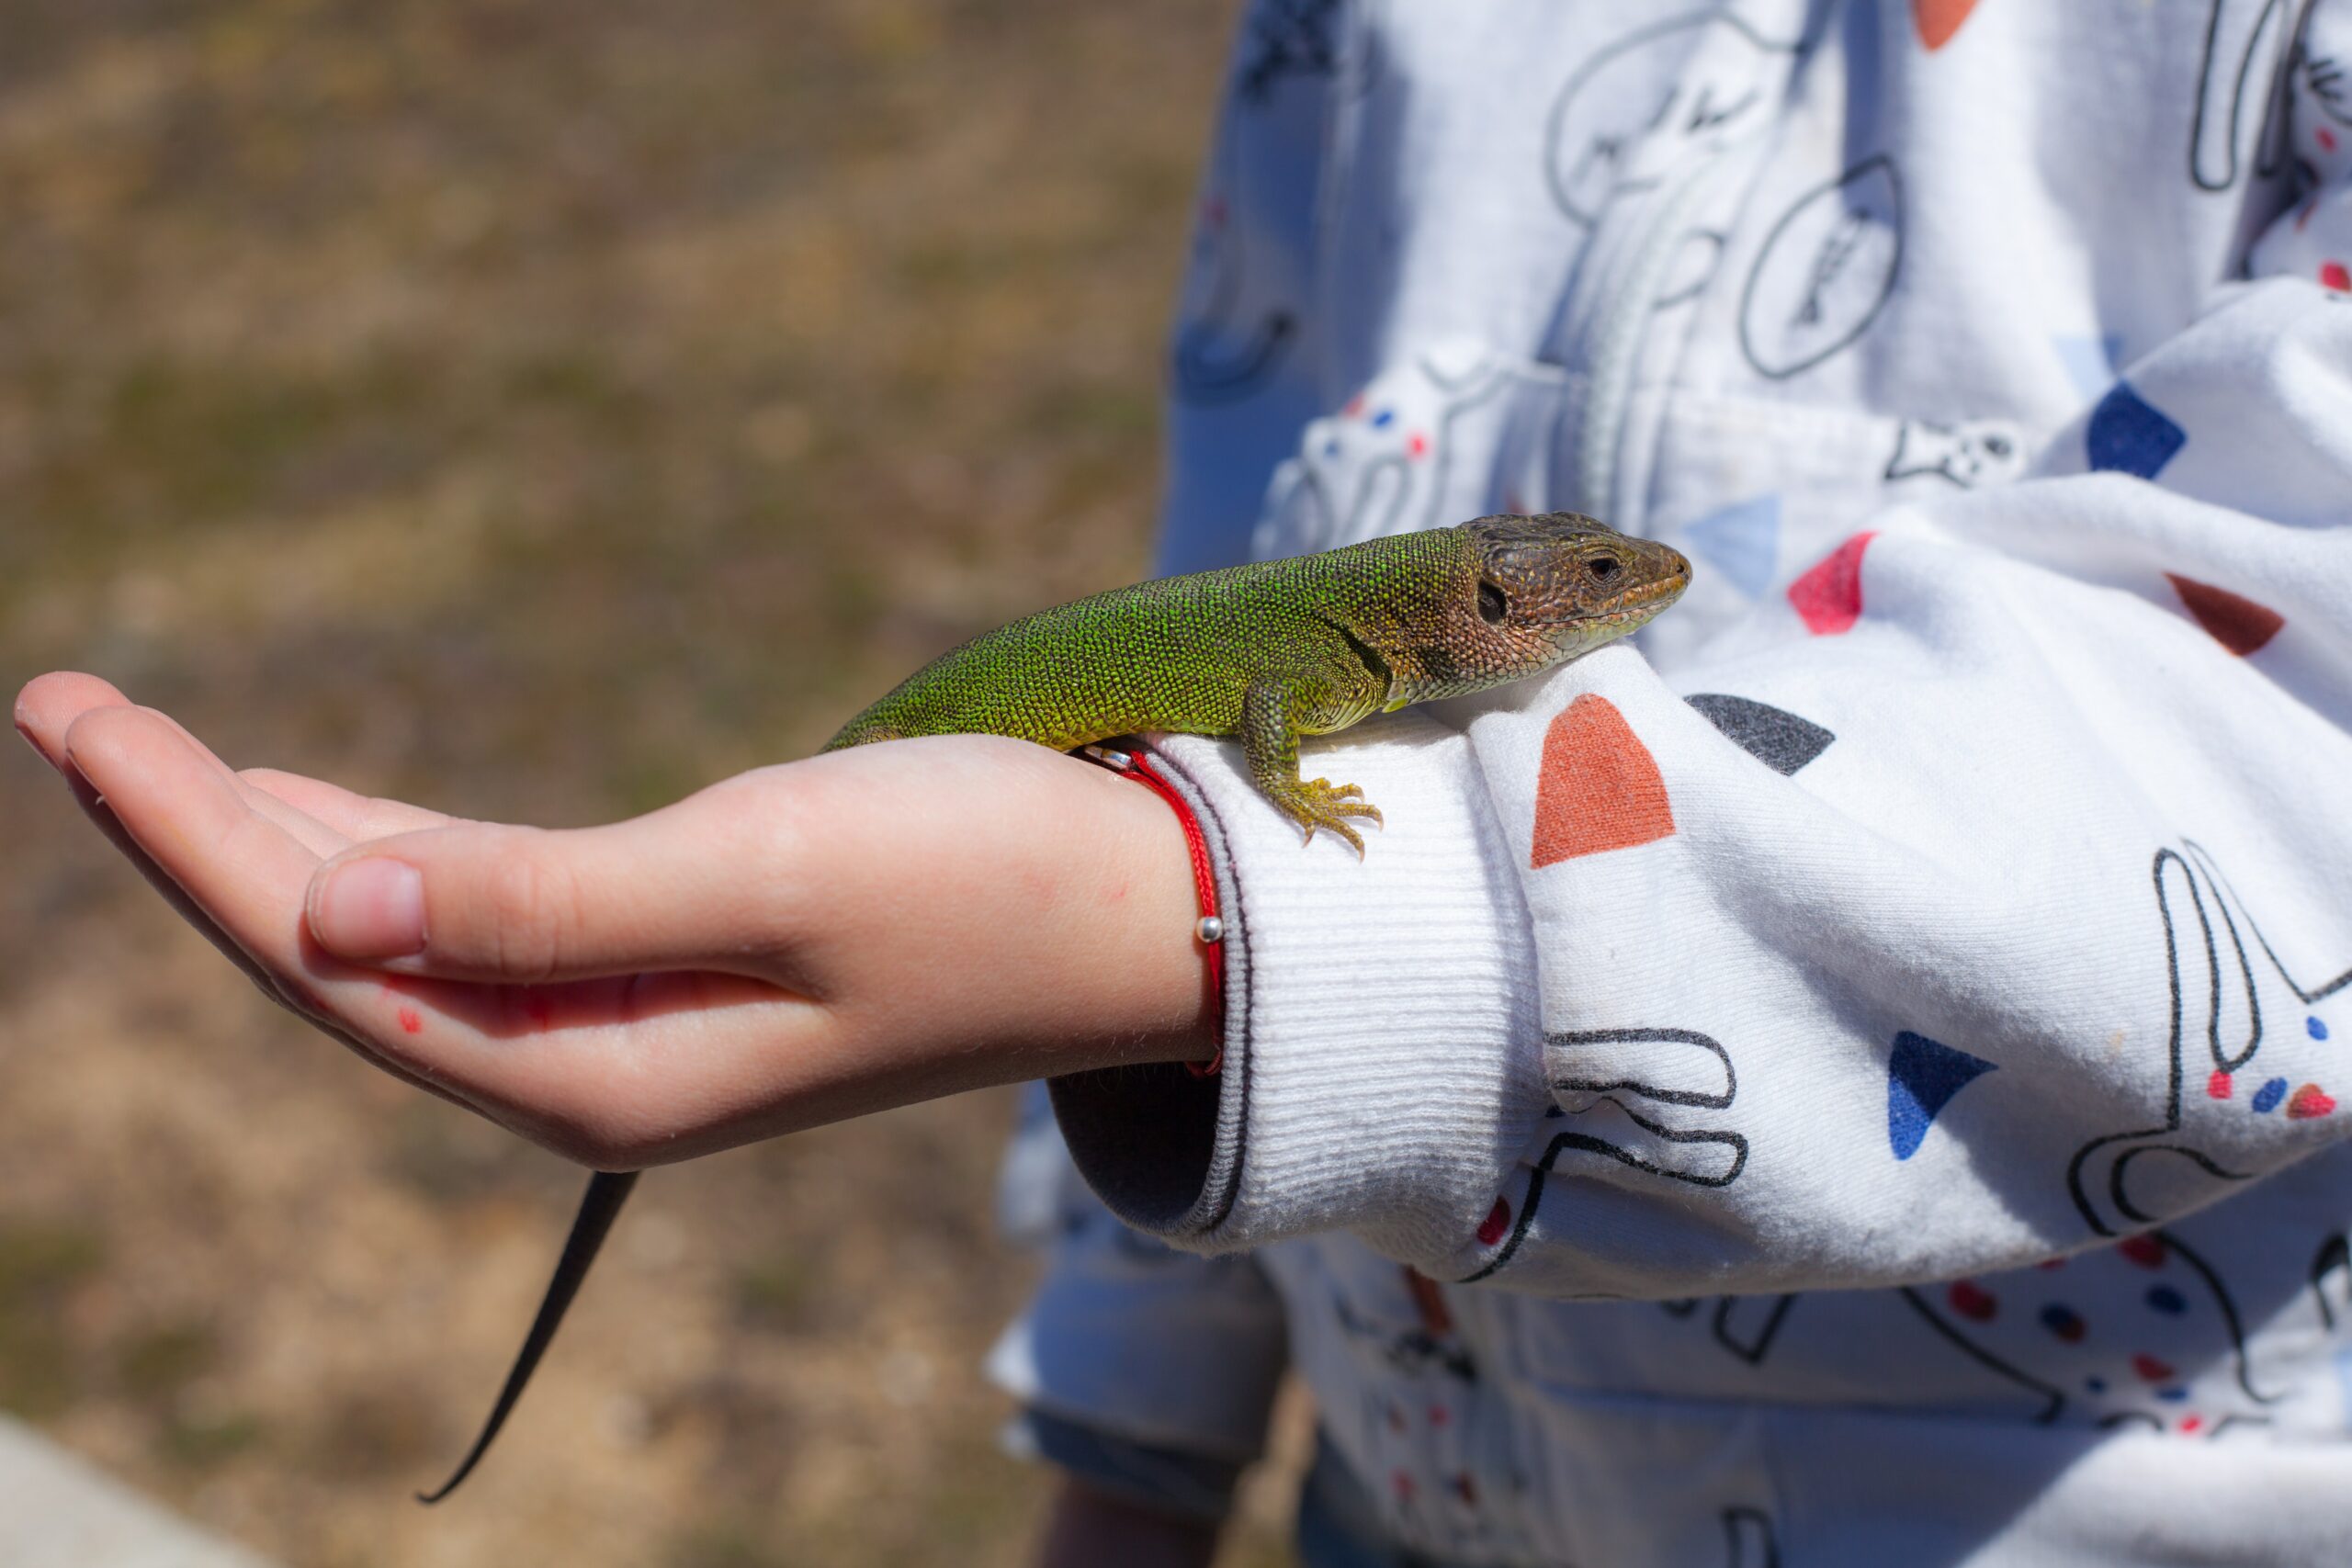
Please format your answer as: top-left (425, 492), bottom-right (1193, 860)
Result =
top-left (1428, 1404), bottom-right (1451, 1427)
top-left (1407, 432), bottom-right (1430, 459)
top-left (2324, 261), bottom-right (2351, 292)
top-left (2119, 1233), bottom-right (2166, 1269)
top-left (2288, 1083), bottom-right (2336, 1120)
top-left (2132, 1352), bottom-right (2177, 1382)
top-left (2322, 126), bottom-right (2340, 152)
top-left (2207, 1069), bottom-right (2233, 1100)
top-left (1476, 1196), bottom-right (1512, 1247)
top-left (1788, 532), bottom-right (1877, 636)
top-left (397, 1007), bottom-right (423, 1034)
top-left (1948, 1280), bottom-right (1997, 1321)
top-left (1342, 393), bottom-right (1365, 418)
top-left (2179, 1415), bottom-right (2205, 1435)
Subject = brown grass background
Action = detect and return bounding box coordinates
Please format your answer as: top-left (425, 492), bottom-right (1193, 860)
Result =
top-left (0, 2), bottom-right (1300, 1562)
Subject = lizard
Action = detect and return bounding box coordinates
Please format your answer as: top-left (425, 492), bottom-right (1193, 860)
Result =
top-left (416, 510), bottom-right (1691, 1502)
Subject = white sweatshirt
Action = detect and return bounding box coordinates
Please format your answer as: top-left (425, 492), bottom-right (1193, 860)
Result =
top-left (990, 4), bottom-right (2352, 1563)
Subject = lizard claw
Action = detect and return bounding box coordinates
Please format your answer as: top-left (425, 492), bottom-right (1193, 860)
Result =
top-left (1285, 777), bottom-right (1385, 856)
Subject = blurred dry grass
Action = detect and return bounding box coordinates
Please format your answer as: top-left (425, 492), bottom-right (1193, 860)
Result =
top-left (0, 1), bottom-right (1300, 1562)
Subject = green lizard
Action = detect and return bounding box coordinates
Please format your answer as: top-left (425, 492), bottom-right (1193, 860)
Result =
top-left (417, 511), bottom-right (1690, 1502)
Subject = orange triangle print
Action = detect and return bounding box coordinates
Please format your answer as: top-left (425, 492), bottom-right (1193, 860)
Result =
top-left (1914, 0), bottom-right (1981, 51)
top-left (1531, 694), bottom-right (1676, 868)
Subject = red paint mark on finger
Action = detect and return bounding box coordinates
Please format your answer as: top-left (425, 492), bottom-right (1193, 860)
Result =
top-left (397, 1007), bottom-right (423, 1034)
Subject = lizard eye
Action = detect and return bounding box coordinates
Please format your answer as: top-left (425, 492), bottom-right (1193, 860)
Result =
top-left (1477, 581), bottom-right (1508, 623)
top-left (1587, 556), bottom-right (1621, 582)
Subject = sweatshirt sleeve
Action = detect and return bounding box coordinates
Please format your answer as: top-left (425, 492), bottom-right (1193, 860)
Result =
top-left (1049, 276), bottom-right (2352, 1300)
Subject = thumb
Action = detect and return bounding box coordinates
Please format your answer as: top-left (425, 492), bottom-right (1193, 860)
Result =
top-left (305, 808), bottom-right (776, 984)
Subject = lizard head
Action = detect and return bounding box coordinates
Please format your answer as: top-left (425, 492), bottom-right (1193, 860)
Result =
top-left (1461, 512), bottom-right (1691, 660)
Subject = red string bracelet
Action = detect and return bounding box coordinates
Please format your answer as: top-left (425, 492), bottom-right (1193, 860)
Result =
top-left (1081, 742), bottom-right (1225, 1077)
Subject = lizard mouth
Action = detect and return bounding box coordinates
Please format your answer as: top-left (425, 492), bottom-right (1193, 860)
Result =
top-left (1537, 555), bottom-right (1692, 626)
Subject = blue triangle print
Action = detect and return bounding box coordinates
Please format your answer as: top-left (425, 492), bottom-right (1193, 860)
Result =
top-left (1887, 1030), bottom-right (1996, 1160)
top-left (1683, 494), bottom-right (1780, 599)
top-left (2086, 383), bottom-right (2186, 480)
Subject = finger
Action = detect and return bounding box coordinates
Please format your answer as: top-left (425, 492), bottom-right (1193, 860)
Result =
top-left (58, 761), bottom-right (293, 1005)
top-left (303, 794), bottom-right (790, 984)
top-left (17, 674), bottom-right (350, 857)
top-left (15, 671), bottom-right (136, 771)
top-left (241, 767), bottom-right (456, 841)
top-left (24, 688), bottom-right (303, 1002)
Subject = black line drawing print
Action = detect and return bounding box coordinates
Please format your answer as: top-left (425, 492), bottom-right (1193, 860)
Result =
top-left (1171, 175), bottom-right (1298, 406)
top-left (1722, 1506), bottom-right (1782, 1568)
top-left (2295, 23), bottom-right (2352, 127)
top-left (1237, 0), bottom-right (1345, 102)
top-left (1331, 1280), bottom-right (1480, 1384)
top-left (1738, 156), bottom-right (1905, 379)
top-left (1660, 1292), bottom-right (1798, 1364)
top-left (1544, 13), bottom-right (1806, 227)
top-left (2190, 0), bottom-right (2313, 191)
top-left (1464, 1026), bottom-right (1749, 1283)
top-left (1897, 1224), bottom-right (2300, 1436)
top-left (1657, 229), bottom-right (1729, 310)
top-left (2067, 841), bottom-right (2350, 1238)
top-left (1255, 344), bottom-right (1520, 556)
top-left (2314, 1231), bottom-right (2352, 1326)
top-left (1174, 18), bottom-right (1351, 412)
top-left (1883, 419), bottom-right (2024, 488)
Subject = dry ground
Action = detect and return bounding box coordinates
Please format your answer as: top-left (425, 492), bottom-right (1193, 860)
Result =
top-left (0, 2), bottom-right (1300, 1562)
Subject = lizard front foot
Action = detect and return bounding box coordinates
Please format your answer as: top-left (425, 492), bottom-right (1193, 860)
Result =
top-left (1275, 777), bottom-right (1385, 856)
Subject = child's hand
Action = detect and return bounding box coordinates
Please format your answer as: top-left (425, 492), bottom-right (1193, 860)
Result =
top-left (14, 671), bottom-right (1213, 1169)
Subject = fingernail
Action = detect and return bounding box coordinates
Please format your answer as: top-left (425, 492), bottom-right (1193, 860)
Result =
top-left (310, 858), bottom-right (426, 958)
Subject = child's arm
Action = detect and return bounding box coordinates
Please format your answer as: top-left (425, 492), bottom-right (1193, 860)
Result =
top-left (13, 671), bottom-right (1216, 1168)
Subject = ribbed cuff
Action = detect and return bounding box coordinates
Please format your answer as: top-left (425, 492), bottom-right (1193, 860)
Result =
top-left (1049, 710), bottom-right (1551, 1275)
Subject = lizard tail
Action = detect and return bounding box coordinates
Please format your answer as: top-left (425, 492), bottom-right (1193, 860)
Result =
top-left (416, 1168), bottom-right (640, 1504)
